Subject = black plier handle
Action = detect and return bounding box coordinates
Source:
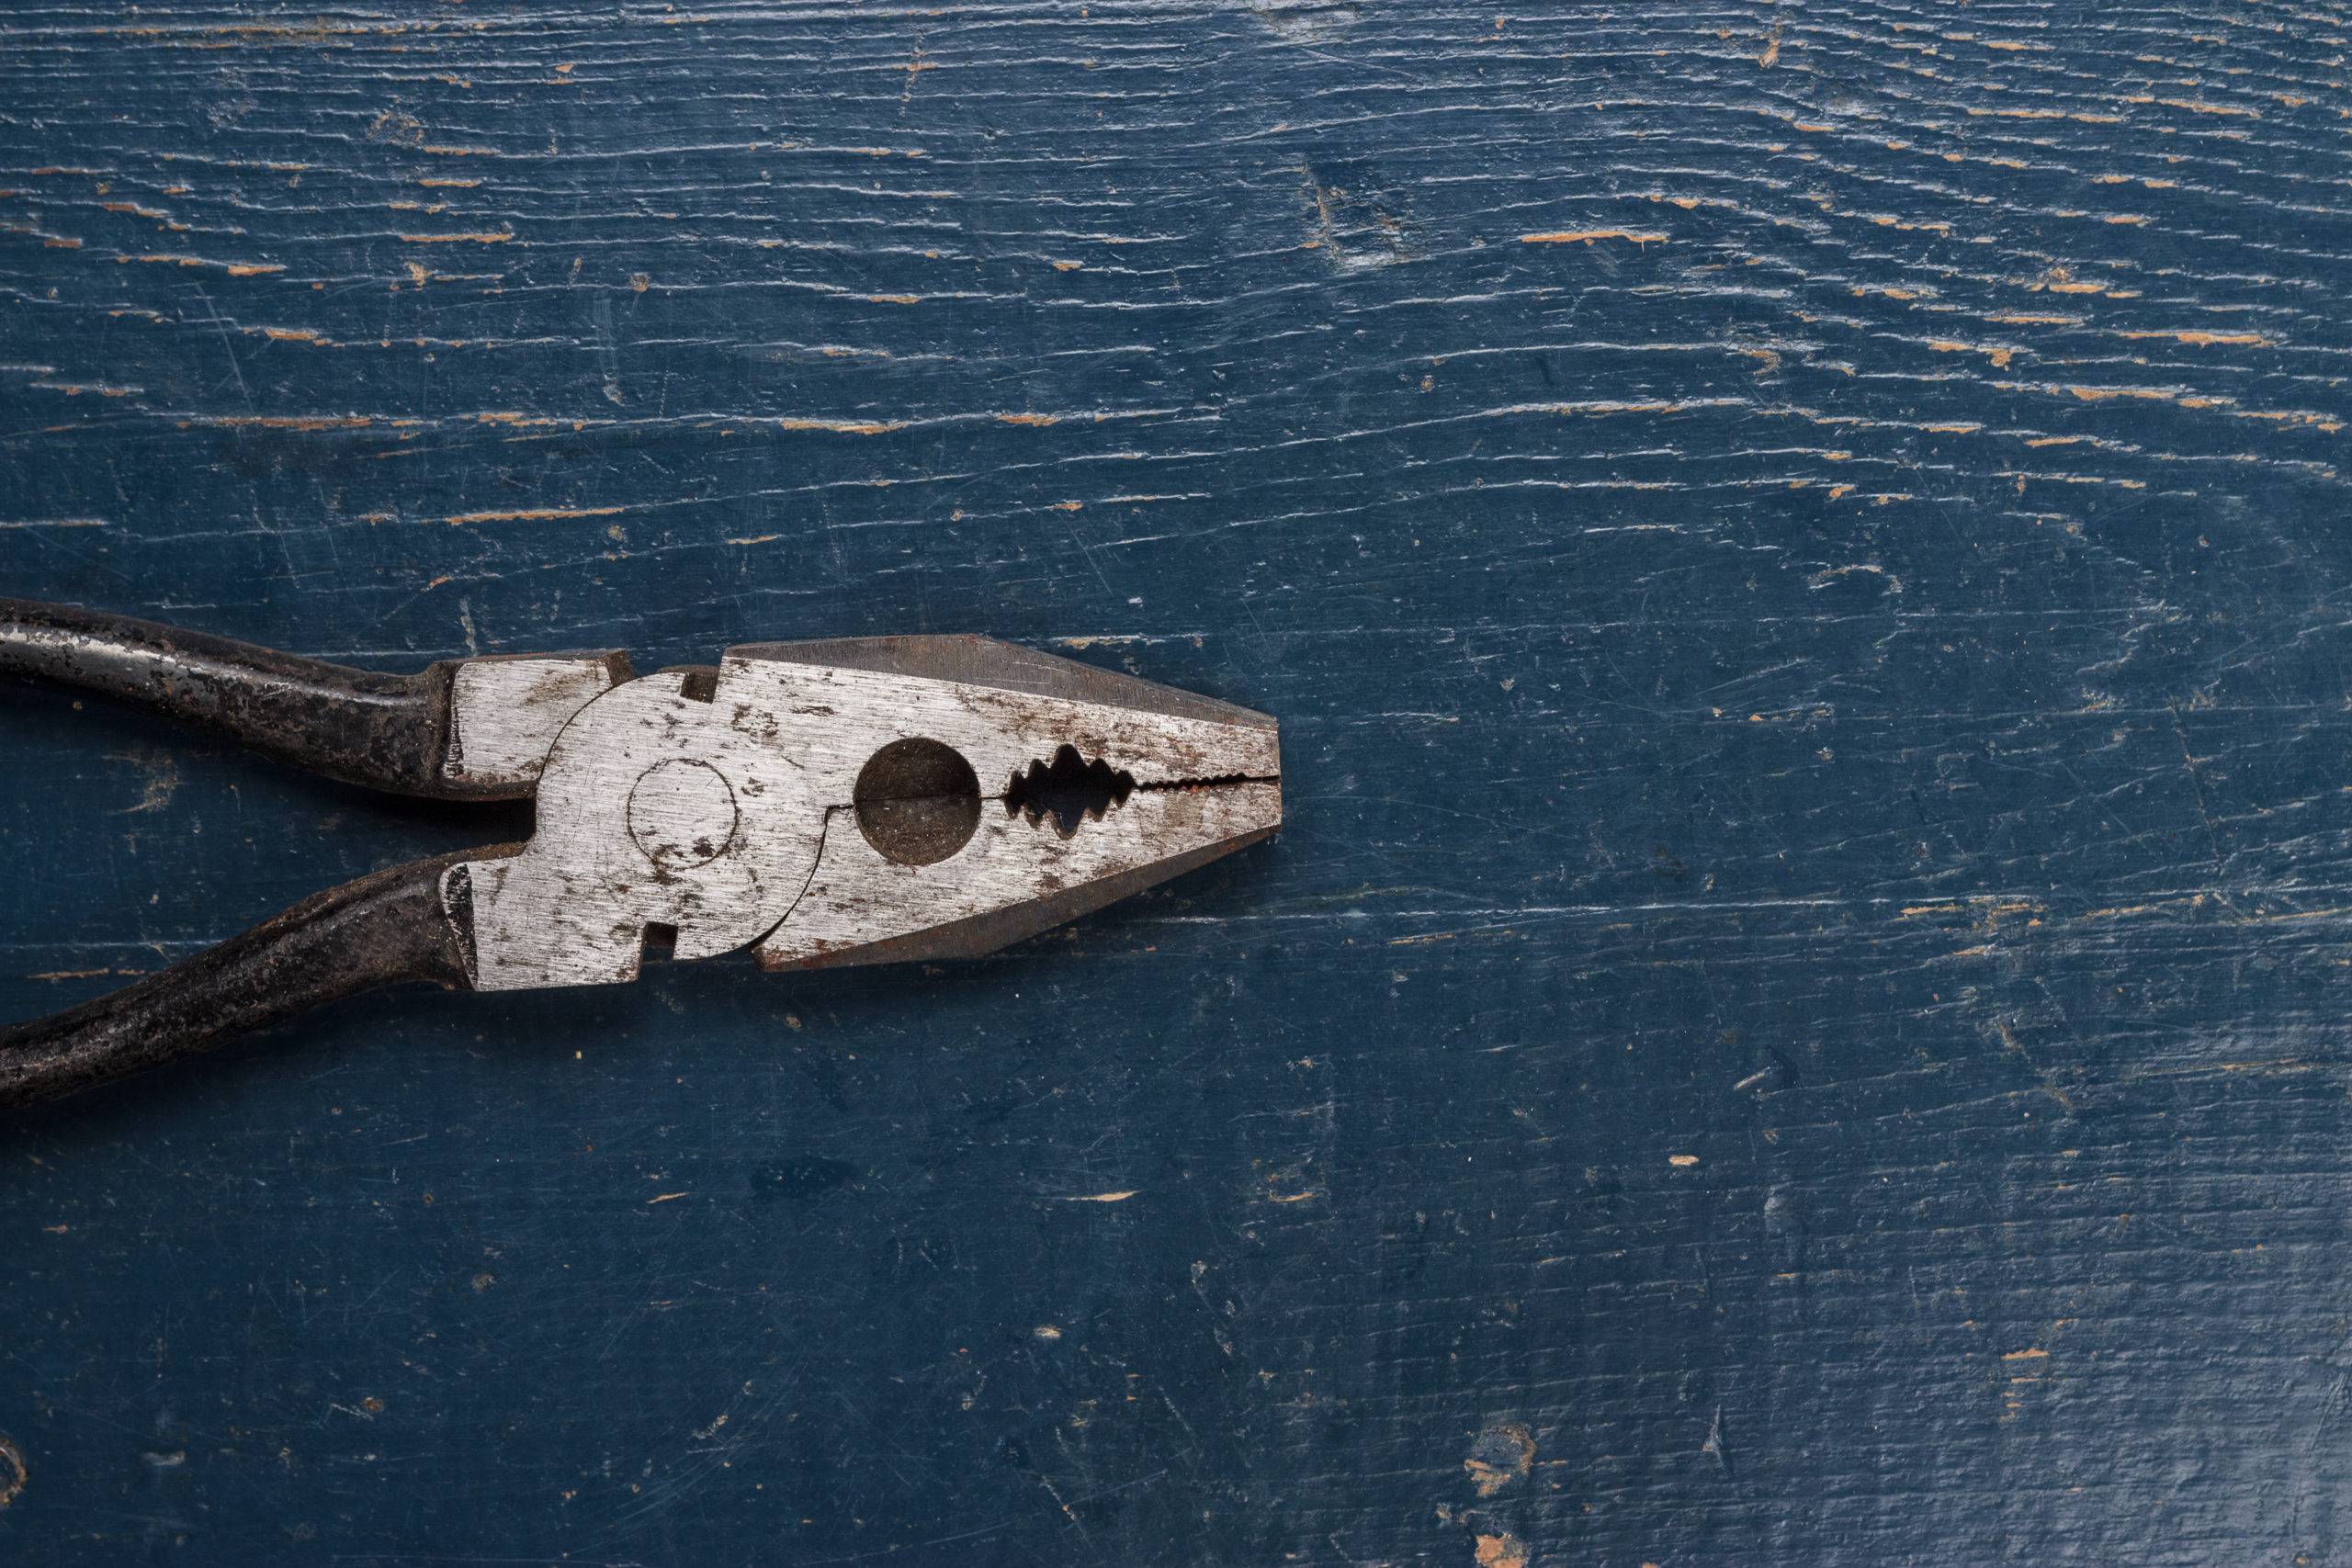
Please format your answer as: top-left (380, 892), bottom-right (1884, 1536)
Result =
top-left (0, 596), bottom-right (619, 801)
top-left (0, 598), bottom-right (626, 1108)
top-left (0, 848), bottom-right (497, 1108)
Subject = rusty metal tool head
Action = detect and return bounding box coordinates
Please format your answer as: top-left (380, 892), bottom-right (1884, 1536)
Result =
top-left (458, 635), bottom-right (1282, 987)
top-left (0, 600), bottom-right (1281, 1107)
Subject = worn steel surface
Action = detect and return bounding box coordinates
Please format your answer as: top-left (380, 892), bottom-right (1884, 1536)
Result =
top-left (458, 635), bottom-right (1281, 988)
top-left (4, 3), bottom-right (2350, 1564)
top-left (442, 652), bottom-right (630, 792)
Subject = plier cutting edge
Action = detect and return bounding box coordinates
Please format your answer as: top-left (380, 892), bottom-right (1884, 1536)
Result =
top-left (0, 599), bottom-right (1282, 1108)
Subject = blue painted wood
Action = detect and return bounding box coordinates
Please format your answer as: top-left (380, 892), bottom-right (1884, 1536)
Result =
top-left (4, 3), bottom-right (2350, 1562)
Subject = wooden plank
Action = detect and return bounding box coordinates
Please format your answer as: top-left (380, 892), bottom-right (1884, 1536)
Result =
top-left (3, 2), bottom-right (2349, 1562)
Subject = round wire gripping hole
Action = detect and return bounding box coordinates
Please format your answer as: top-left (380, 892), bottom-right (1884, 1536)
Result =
top-left (854, 738), bottom-right (982, 866)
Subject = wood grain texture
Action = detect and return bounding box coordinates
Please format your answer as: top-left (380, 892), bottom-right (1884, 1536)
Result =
top-left (3, 1), bottom-right (2349, 1562)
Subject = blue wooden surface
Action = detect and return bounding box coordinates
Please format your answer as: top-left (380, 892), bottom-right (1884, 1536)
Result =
top-left (6, 3), bottom-right (2352, 1562)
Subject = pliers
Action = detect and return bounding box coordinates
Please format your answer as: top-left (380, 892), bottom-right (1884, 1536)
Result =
top-left (0, 598), bottom-right (1283, 1108)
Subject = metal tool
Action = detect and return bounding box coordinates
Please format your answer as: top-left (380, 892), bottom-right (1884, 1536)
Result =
top-left (0, 599), bottom-right (1282, 1108)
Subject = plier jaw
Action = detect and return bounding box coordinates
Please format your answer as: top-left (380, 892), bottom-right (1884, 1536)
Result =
top-left (456, 636), bottom-right (1282, 989)
top-left (740, 637), bottom-right (1282, 972)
